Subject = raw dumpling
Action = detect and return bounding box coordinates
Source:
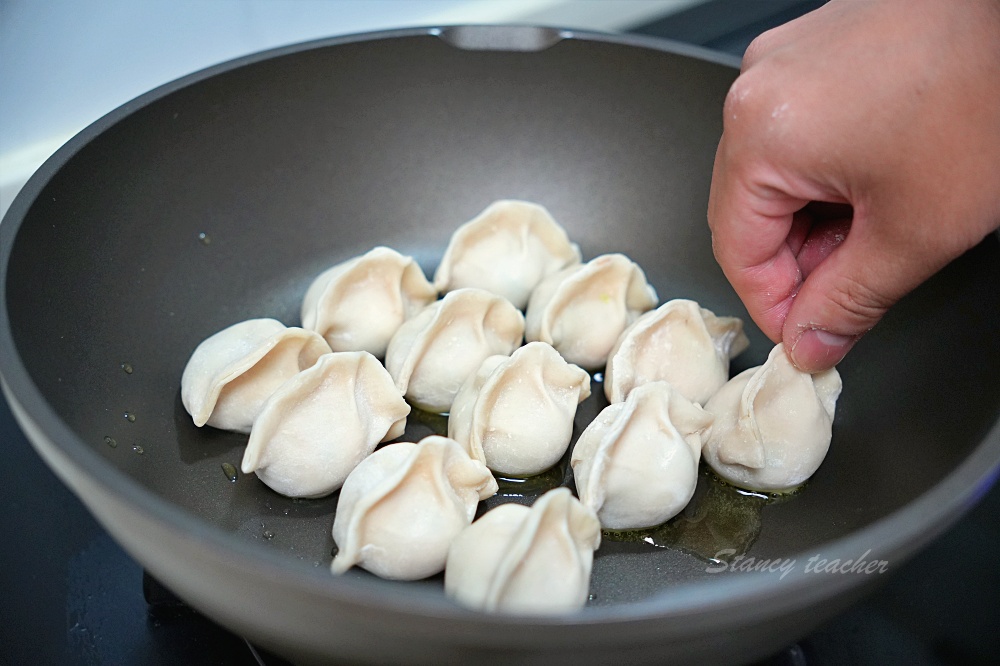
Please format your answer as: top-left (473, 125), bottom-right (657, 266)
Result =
top-left (385, 288), bottom-right (525, 413)
top-left (604, 299), bottom-right (749, 405)
top-left (525, 253), bottom-right (658, 369)
top-left (702, 343), bottom-right (842, 492)
top-left (301, 247), bottom-right (436, 358)
top-left (444, 488), bottom-right (600, 614)
top-left (181, 318), bottom-right (331, 433)
top-left (433, 200), bottom-right (581, 309)
top-left (572, 381), bottom-right (714, 529)
top-left (331, 435), bottom-right (498, 580)
top-left (241, 352), bottom-right (410, 499)
top-left (448, 342), bottom-right (591, 477)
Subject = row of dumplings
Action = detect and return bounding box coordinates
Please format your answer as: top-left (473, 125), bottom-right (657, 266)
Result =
top-left (180, 200), bottom-right (842, 613)
top-left (330, 433), bottom-right (601, 614)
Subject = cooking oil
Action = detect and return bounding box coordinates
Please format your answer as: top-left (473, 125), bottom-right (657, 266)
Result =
top-left (494, 457), bottom-right (569, 497)
top-left (601, 467), bottom-right (799, 564)
top-left (221, 462), bottom-right (238, 482)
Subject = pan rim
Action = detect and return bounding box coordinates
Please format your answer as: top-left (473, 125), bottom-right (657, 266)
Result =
top-left (1, 24), bottom-right (998, 635)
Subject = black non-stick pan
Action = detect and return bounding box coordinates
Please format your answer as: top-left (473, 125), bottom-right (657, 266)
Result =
top-left (2, 26), bottom-right (999, 666)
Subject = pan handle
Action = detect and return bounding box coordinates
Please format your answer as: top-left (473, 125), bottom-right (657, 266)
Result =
top-left (434, 25), bottom-right (566, 52)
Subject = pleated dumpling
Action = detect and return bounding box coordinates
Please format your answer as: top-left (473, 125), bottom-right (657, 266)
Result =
top-left (572, 381), bottom-right (714, 530)
top-left (241, 352), bottom-right (410, 499)
top-left (181, 318), bottom-right (331, 433)
top-left (604, 299), bottom-right (749, 405)
top-left (444, 488), bottom-right (600, 614)
top-left (433, 200), bottom-right (581, 309)
top-left (702, 344), bottom-right (842, 492)
top-left (448, 342), bottom-right (591, 477)
top-left (301, 247), bottom-right (436, 358)
top-left (525, 254), bottom-right (658, 369)
top-left (331, 435), bottom-right (498, 580)
top-left (385, 288), bottom-right (525, 413)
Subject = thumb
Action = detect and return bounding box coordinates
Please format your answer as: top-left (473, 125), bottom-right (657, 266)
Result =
top-left (780, 222), bottom-right (934, 373)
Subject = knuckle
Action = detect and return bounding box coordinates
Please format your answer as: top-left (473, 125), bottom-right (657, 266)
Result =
top-left (742, 24), bottom-right (786, 71)
top-left (722, 75), bottom-right (754, 130)
top-left (826, 276), bottom-right (892, 329)
top-left (722, 67), bottom-right (778, 135)
top-left (741, 31), bottom-right (773, 71)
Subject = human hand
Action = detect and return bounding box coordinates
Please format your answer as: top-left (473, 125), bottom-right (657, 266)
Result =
top-left (708, 0), bottom-right (1000, 372)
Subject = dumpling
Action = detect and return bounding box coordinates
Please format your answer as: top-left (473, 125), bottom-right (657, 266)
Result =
top-left (433, 200), bottom-right (581, 309)
top-left (331, 435), bottom-right (498, 580)
top-left (385, 288), bottom-right (525, 413)
top-left (448, 342), bottom-right (591, 477)
top-left (525, 254), bottom-right (658, 369)
top-left (301, 247), bottom-right (436, 358)
top-left (572, 381), bottom-right (714, 530)
top-left (444, 488), bottom-right (600, 614)
top-left (604, 299), bottom-right (749, 405)
top-left (702, 343), bottom-right (842, 492)
top-left (241, 352), bottom-right (410, 499)
top-left (181, 318), bottom-right (331, 433)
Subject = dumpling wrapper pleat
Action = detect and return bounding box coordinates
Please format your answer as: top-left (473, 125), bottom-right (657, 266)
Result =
top-left (433, 200), bottom-right (581, 310)
top-left (572, 381), bottom-right (713, 530)
top-left (301, 247), bottom-right (436, 358)
top-left (241, 351), bottom-right (410, 499)
top-left (448, 342), bottom-right (591, 477)
top-left (181, 318), bottom-right (331, 433)
top-left (525, 253), bottom-right (658, 370)
top-left (385, 288), bottom-right (525, 413)
top-left (604, 299), bottom-right (749, 405)
top-left (702, 343), bottom-right (842, 492)
top-left (444, 488), bottom-right (600, 614)
top-left (331, 435), bottom-right (497, 580)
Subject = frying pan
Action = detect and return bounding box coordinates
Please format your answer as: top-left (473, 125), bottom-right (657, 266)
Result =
top-left (2, 26), bottom-right (999, 666)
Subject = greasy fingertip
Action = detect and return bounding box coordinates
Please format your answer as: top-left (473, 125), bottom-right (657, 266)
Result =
top-left (787, 328), bottom-right (856, 373)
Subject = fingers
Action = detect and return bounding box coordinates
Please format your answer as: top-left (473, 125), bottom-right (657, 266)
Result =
top-left (780, 218), bottom-right (941, 373)
top-left (794, 214), bottom-right (852, 279)
top-left (708, 137), bottom-right (807, 342)
top-left (712, 0), bottom-right (1000, 375)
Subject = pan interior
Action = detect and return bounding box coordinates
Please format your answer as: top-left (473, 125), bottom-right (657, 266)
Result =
top-left (6, 32), bottom-right (1000, 608)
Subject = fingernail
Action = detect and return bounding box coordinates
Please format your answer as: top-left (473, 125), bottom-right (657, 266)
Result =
top-left (790, 329), bottom-right (855, 373)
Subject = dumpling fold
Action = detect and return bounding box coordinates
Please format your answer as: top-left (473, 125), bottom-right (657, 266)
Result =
top-left (301, 246), bottom-right (436, 358)
top-left (525, 253), bottom-right (658, 369)
top-left (241, 351), bottom-right (410, 499)
top-left (181, 318), bottom-right (331, 433)
top-left (444, 488), bottom-right (600, 614)
top-left (331, 435), bottom-right (498, 580)
top-left (434, 200), bottom-right (581, 309)
top-left (702, 343), bottom-right (842, 492)
top-left (604, 299), bottom-right (749, 405)
top-left (572, 381), bottom-right (714, 530)
top-left (448, 342), bottom-right (591, 477)
top-left (385, 288), bottom-right (525, 413)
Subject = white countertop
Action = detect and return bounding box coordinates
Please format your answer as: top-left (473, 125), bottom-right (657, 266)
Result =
top-left (0, 0), bottom-right (702, 219)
